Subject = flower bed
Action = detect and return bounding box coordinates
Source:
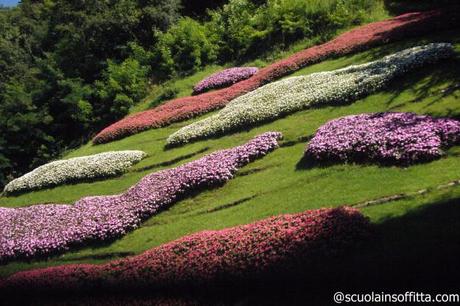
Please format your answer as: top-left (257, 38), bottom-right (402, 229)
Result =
top-left (3, 151), bottom-right (147, 194)
top-left (305, 112), bottom-right (460, 165)
top-left (92, 9), bottom-right (460, 144)
top-left (0, 132), bottom-right (282, 262)
top-left (0, 207), bottom-right (372, 293)
top-left (193, 67), bottom-right (258, 95)
top-left (167, 44), bottom-right (454, 146)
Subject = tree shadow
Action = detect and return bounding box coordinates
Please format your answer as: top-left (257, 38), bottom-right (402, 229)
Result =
top-left (132, 147), bottom-right (210, 173)
top-left (383, 0), bottom-right (458, 15)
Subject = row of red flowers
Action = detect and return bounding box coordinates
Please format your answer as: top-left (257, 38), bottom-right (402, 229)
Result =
top-left (92, 9), bottom-right (460, 144)
top-left (0, 207), bottom-right (372, 293)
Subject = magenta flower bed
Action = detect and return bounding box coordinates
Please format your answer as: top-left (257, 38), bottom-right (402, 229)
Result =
top-left (0, 207), bottom-right (372, 293)
top-left (0, 132), bottom-right (282, 263)
top-left (305, 113), bottom-right (460, 165)
top-left (193, 67), bottom-right (259, 94)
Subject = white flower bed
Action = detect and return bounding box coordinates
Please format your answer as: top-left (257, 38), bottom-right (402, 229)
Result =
top-left (3, 151), bottom-right (147, 194)
top-left (167, 43), bottom-right (454, 146)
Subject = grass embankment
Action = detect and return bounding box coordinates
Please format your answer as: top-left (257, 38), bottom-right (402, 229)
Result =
top-left (0, 29), bottom-right (459, 281)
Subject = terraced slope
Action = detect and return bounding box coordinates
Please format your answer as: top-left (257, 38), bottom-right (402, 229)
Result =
top-left (0, 28), bottom-right (459, 296)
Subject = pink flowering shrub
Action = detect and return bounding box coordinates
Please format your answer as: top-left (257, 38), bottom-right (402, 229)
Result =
top-left (92, 9), bottom-right (460, 144)
top-left (0, 132), bottom-right (282, 262)
top-left (193, 67), bottom-right (258, 94)
top-left (305, 113), bottom-right (460, 165)
top-left (0, 207), bottom-right (372, 293)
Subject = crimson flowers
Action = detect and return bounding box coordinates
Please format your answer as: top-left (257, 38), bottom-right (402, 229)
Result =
top-left (0, 207), bottom-right (372, 293)
top-left (193, 67), bottom-right (258, 94)
top-left (0, 132), bottom-right (282, 262)
top-left (305, 113), bottom-right (460, 165)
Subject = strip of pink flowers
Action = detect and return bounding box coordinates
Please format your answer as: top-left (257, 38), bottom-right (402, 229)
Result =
top-left (305, 112), bottom-right (460, 165)
top-left (0, 207), bottom-right (372, 293)
top-left (0, 132), bottom-right (282, 263)
top-left (192, 67), bottom-right (258, 95)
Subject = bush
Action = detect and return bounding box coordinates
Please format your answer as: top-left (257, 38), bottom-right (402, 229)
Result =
top-left (154, 18), bottom-right (218, 78)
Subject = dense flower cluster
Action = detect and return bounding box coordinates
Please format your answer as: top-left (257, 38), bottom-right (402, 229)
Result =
top-left (167, 44), bottom-right (454, 145)
top-left (0, 132), bottom-right (282, 262)
top-left (192, 67), bottom-right (258, 94)
top-left (305, 112), bottom-right (460, 165)
top-left (92, 9), bottom-right (459, 144)
top-left (3, 151), bottom-right (147, 194)
top-left (0, 207), bottom-right (372, 293)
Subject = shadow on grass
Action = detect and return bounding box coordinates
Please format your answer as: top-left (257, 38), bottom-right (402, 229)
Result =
top-left (194, 195), bottom-right (257, 216)
top-left (132, 147), bottom-right (210, 173)
top-left (60, 251), bottom-right (136, 262)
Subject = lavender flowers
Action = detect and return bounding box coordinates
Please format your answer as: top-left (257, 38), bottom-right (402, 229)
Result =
top-left (0, 132), bottom-right (282, 262)
top-left (193, 67), bottom-right (258, 94)
top-left (305, 112), bottom-right (460, 165)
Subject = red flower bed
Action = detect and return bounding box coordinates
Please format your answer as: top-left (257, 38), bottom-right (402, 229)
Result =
top-left (92, 9), bottom-right (460, 144)
top-left (0, 207), bottom-right (372, 293)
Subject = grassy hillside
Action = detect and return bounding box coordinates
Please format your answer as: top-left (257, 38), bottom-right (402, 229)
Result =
top-left (1, 27), bottom-right (459, 287)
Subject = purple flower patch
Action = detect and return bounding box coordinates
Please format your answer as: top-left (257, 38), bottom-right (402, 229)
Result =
top-left (193, 67), bottom-right (258, 94)
top-left (305, 112), bottom-right (460, 165)
top-left (0, 132), bottom-right (282, 262)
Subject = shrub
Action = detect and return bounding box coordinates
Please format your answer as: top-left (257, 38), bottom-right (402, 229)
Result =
top-left (305, 112), bottom-right (460, 165)
top-left (3, 150), bottom-right (147, 194)
top-left (92, 9), bottom-right (460, 144)
top-left (0, 132), bottom-right (282, 262)
top-left (153, 17), bottom-right (218, 78)
top-left (166, 43), bottom-right (454, 146)
top-left (192, 67), bottom-right (258, 94)
top-left (0, 207), bottom-right (372, 293)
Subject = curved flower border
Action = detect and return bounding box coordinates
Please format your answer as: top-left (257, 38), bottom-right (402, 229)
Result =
top-left (3, 151), bottom-right (147, 195)
top-left (0, 132), bottom-right (282, 262)
top-left (167, 44), bottom-right (454, 146)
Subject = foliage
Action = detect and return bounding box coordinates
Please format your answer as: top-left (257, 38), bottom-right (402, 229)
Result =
top-left (0, 0), bottom-right (181, 187)
top-left (154, 17), bottom-right (218, 78)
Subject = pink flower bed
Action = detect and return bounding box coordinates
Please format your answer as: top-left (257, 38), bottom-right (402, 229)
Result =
top-left (0, 132), bottom-right (282, 262)
top-left (0, 207), bottom-right (372, 293)
top-left (92, 9), bottom-right (460, 144)
top-left (192, 67), bottom-right (259, 95)
top-left (305, 113), bottom-right (460, 165)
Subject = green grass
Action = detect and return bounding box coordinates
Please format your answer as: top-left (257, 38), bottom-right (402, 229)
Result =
top-left (1, 30), bottom-right (459, 279)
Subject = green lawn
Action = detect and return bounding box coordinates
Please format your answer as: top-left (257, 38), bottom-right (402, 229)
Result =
top-left (1, 30), bottom-right (459, 279)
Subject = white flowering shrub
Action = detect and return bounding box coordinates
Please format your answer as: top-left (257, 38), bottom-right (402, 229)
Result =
top-left (3, 151), bottom-right (147, 194)
top-left (167, 43), bottom-right (454, 146)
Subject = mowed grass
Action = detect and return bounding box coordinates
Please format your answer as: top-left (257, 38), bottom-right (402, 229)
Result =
top-left (0, 30), bottom-right (459, 278)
